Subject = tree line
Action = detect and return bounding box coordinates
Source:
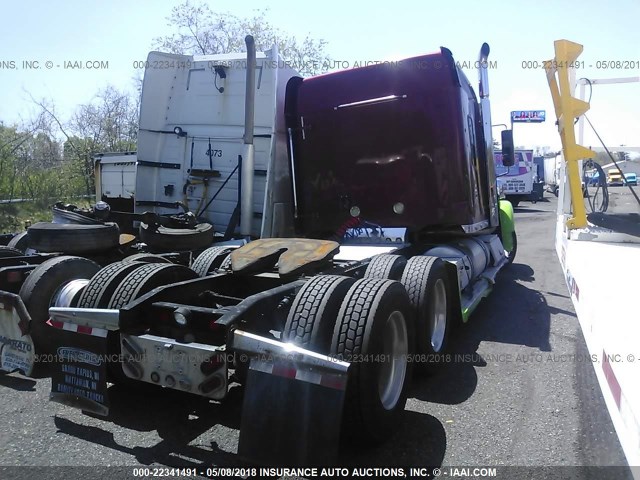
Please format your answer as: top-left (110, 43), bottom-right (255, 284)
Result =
top-left (0, 2), bottom-right (330, 208)
top-left (0, 87), bottom-right (139, 206)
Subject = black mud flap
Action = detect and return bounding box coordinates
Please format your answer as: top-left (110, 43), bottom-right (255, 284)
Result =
top-left (238, 356), bottom-right (348, 466)
top-left (0, 291), bottom-right (35, 376)
top-left (49, 335), bottom-right (110, 416)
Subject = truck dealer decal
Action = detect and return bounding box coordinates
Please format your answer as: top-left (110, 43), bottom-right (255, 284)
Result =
top-left (51, 340), bottom-right (109, 413)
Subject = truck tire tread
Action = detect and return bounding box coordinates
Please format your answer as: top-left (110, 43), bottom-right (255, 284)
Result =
top-left (364, 254), bottom-right (407, 281)
top-left (191, 246), bottom-right (236, 277)
top-left (77, 261), bottom-right (147, 308)
top-left (400, 256), bottom-right (450, 366)
top-left (331, 278), bottom-right (414, 443)
top-left (283, 275), bottom-right (355, 351)
top-left (107, 263), bottom-right (198, 309)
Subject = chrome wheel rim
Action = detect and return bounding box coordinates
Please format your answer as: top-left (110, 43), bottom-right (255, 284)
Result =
top-left (51, 279), bottom-right (90, 308)
top-left (430, 279), bottom-right (447, 352)
top-left (378, 310), bottom-right (408, 410)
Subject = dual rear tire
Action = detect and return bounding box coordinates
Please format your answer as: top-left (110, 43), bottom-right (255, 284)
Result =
top-left (367, 254), bottom-right (453, 362)
top-left (283, 274), bottom-right (416, 443)
top-left (77, 262), bottom-right (198, 383)
top-left (283, 254), bottom-right (454, 442)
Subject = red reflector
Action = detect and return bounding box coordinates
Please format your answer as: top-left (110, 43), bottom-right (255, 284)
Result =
top-left (49, 319), bottom-right (64, 329)
top-left (320, 375), bottom-right (347, 391)
top-left (272, 364), bottom-right (297, 379)
top-left (603, 349), bottom-right (622, 409)
top-left (7, 271), bottom-right (22, 283)
top-left (77, 325), bottom-right (92, 335)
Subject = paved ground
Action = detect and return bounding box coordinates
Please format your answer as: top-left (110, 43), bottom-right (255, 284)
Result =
top-left (607, 185), bottom-right (640, 214)
top-left (0, 195), bottom-right (632, 478)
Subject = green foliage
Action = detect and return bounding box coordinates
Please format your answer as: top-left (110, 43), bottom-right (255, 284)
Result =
top-left (154, 2), bottom-right (331, 77)
top-left (0, 84), bottom-right (136, 220)
top-left (0, 202), bottom-right (52, 233)
top-left (0, 123), bottom-right (75, 206)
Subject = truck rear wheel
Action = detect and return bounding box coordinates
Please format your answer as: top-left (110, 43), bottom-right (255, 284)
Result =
top-left (330, 278), bottom-right (414, 443)
top-left (364, 254), bottom-right (407, 281)
top-left (283, 275), bottom-right (356, 351)
top-left (104, 263), bottom-right (199, 384)
top-left (18, 256), bottom-right (101, 354)
top-left (76, 261), bottom-right (149, 309)
top-left (191, 246), bottom-right (237, 277)
top-left (401, 256), bottom-right (451, 371)
top-left (107, 263), bottom-right (199, 309)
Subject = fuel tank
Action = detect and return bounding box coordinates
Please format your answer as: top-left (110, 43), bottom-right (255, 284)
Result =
top-left (286, 48), bottom-right (491, 238)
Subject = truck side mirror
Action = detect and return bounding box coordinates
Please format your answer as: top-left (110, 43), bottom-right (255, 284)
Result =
top-left (501, 130), bottom-right (515, 167)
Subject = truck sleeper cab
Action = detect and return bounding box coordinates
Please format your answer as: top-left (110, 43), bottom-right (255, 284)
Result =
top-left (285, 48), bottom-right (497, 239)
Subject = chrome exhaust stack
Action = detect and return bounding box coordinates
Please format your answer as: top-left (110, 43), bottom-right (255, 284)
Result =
top-left (477, 42), bottom-right (500, 228)
top-left (241, 35), bottom-right (256, 236)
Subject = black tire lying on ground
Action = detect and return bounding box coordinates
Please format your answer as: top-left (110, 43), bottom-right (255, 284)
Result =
top-left (139, 222), bottom-right (214, 252)
top-left (283, 275), bottom-right (356, 352)
top-left (27, 222), bottom-right (120, 254)
top-left (18, 256), bottom-right (101, 354)
top-left (330, 278), bottom-right (415, 444)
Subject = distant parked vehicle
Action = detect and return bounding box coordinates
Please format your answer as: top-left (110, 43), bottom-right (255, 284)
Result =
top-left (624, 172), bottom-right (637, 186)
top-left (607, 168), bottom-right (624, 186)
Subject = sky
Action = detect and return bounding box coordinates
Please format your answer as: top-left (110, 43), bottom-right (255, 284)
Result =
top-left (0, 0), bottom-right (638, 152)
